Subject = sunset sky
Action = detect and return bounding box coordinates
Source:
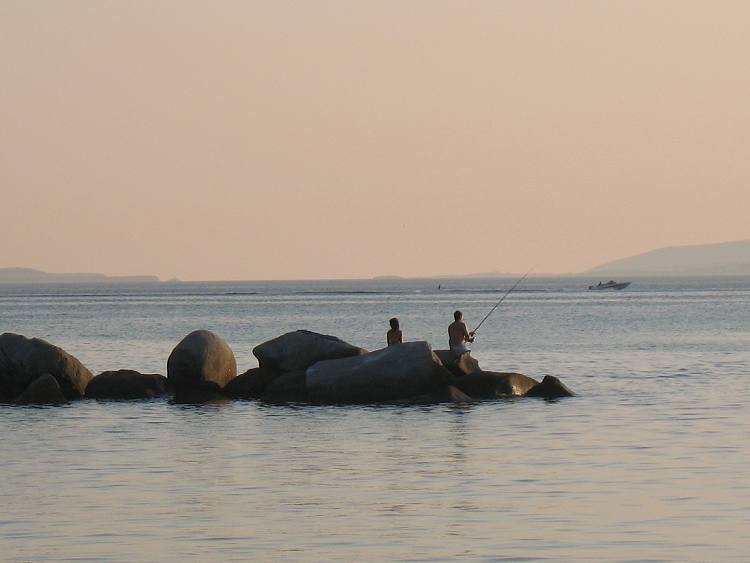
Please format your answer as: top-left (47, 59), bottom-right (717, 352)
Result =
top-left (2, 1), bottom-right (748, 280)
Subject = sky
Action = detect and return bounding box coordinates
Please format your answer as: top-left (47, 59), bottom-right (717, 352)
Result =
top-left (1, 1), bottom-right (748, 280)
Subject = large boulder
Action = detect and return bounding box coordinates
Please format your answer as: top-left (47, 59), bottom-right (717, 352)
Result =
top-left (306, 341), bottom-right (452, 404)
top-left (167, 330), bottom-right (237, 396)
top-left (261, 370), bottom-right (309, 404)
top-left (453, 370), bottom-right (539, 399)
top-left (253, 330), bottom-right (367, 380)
top-left (86, 370), bottom-right (168, 400)
top-left (0, 333), bottom-right (93, 400)
top-left (525, 375), bottom-right (575, 399)
top-left (433, 350), bottom-right (481, 377)
top-left (15, 373), bottom-right (68, 405)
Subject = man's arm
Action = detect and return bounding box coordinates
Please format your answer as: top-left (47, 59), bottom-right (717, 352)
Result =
top-left (462, 323), bottom-right (475, 343)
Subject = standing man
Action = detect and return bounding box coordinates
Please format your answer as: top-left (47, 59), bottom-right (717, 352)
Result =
top-left (448, 310), bottom-right (475, 357)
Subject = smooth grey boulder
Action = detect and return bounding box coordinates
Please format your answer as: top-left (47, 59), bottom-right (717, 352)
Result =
top-left (453, 370), bottom-right (539, 399)
top-left (0, 333), bottom-right (93, 400)
top-left (167, 330), bottom-right (237, 394)
top-left (222, 368), bottom-right (265, 399)
top-left (15, 373), bottom-right (68, 404)
top-left (434, 350), bottom-right (481, 378)
top-left (306, 341), bottom-right (452, 404)
top-left (253, 330), bottom-right (367, 379)
top-left (525, 375), bottom-right (575, 399)
top-left (86, 370), bottom-right (168, 400)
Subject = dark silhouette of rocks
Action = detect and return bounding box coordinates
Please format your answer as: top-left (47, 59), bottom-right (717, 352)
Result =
top-left (306, 341), bottom-right (453, 403)
top-left (0, 333), bottom-right (92, 400)
top-left (433, 350), bottom-right (481, 378)
top-left (261, 370), bottom-right (308, 404)
top-left (222, 368), bottom-right (266, 399)
top-left (86, 370), bottom-right (168, 400)
top-left (453, 371), bottom-right (539, 399)
top-left (525, 375), bottom-right (575, 399)
top-left (253, 330), bottom-right (367, 382)
top-left (167, 330), bottom-right (237, 401)
top-left (0, 330), bottom-right (574, 405)
top-left (15, 373), bottom-right (68, 404)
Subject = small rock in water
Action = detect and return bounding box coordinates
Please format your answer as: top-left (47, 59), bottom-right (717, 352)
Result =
top-left (524, 375), bottom-right (575, 399)
top-left (86, 370), bottom-right (168, 400)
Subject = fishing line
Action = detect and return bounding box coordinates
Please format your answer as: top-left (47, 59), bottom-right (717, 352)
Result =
top-left (472, 267), bottom-right (534, 335)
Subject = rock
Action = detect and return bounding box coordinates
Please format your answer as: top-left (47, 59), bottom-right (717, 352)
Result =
top-left (261, 370), bottom-right (308, 404)
top-left (16, 373), bottom-right (68, 404)
top-left (524, 375), bottom-right (575, 399)
top-left (306, 341), bottom-right (452, 404)
top-left (433, 350), bottom-right (481, 377)
top-left (0, 333), bottom-right (93, 399)
top-left (171, 386), bottom-right (228, 404)
top-left (453, 370), bottom-right (539, 398)
top-left (86, 370), bottom-right (168, 400)
top-left (409, 384), bottom-right (474, 404)
top-left (222, 368), bottom-right (265, 399)
top-left (167, 330), bottom-right (237, 394)
top-left (253, 330), bottom-right (367, 379)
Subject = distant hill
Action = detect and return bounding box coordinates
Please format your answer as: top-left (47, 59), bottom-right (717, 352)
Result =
top-left (588, 240), bottom-right (750, 276)
top-left (0, 268), bottom-right (160, 284)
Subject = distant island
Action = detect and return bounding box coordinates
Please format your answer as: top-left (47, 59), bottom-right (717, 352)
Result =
top-left (0, 268), bottom-right (160, 284)
top-left (588, 240), bottom-right (750, 276)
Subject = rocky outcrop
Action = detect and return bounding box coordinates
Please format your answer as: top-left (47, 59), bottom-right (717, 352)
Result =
top-left (0, 333), bottom-right (93, 400)
top-left (261, 370), bottom-right (308, 404)
top-left (525, 375), bottom-right (575, 399)
top-left (86, 370), bottom-right (168, 400)
top-left (306, 341), bottom-right (452, 403)
top-left (253, 330), bottom-right (367, 380)
top-left (433, 350), bottom-right (481, 378)
top-left (15, 373), bottom-right (68, 404)
top-left (453, 370), bottom-right (539, 398)
top-left (222, 368), bottom-right (265, 399)
top-left (167, 330), bottom-right (237, 401)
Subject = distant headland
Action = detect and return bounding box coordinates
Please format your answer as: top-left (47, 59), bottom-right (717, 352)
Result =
top-left (0, 268), bottom-right (160, 284)
top-left (587, 239), bottom-right (750, 276)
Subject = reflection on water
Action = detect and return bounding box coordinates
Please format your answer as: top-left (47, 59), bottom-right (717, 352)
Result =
top-left (1, 277), bottom-right (749, 560)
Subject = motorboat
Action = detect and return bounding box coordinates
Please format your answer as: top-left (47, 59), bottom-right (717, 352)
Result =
top-left (588, 280), bottom-right (631, 291)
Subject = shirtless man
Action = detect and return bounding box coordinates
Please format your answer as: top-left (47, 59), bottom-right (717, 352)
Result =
top-left (448, 310), bottom-right (475, 356)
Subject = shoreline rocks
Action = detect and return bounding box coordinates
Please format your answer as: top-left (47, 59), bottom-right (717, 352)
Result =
top-left (86, 370), bottom-right (169, 400)
top-left (167, 330), bottom-right (237, 401)
top-left (0, 333), bottom-right (92, 400)
top-left (254, 330), bottom-right (367, 381)
top-left (16, 373), bottom-right (68, 404)
top-left (306, 341), bottom-right (454, 404)
top-left (1, 330), bottom-right (575, 405)
top-left (452, 371), bottom-right (540, 398)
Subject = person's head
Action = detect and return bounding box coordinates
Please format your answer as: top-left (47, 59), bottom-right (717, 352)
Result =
top-left (454, 310), bottom-right (462, 321)
top-left (389, 317), bottom-right (399, 330)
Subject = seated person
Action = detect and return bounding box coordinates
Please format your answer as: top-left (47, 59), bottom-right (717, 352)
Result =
top-left (387, 317), bottom-right (402, 346)
top-left (448, 310), bottom-right (474, 356)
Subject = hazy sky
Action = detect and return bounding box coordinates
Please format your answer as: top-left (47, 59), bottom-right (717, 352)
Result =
top-left (2, 1), bottom-right (748, 280)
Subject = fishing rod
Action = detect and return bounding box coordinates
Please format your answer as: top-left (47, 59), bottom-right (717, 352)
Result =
top-left (472, 267), bottom-right (534, 335)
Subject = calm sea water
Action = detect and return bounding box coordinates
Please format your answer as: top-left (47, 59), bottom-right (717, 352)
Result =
top-left (1, 277), bottom-right (748, 561)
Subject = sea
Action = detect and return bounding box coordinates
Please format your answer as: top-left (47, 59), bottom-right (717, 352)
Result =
top-left (1, 276), bottom-right (748, 562)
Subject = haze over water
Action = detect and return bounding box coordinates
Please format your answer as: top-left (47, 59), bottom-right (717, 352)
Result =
top-left (1, 277), bottom-right (748, 561)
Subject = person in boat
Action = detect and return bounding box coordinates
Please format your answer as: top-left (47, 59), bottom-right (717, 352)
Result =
top-left (387, 317), bottom-right (402, 346)
top-left (448, 310), bottom-right (475, 357)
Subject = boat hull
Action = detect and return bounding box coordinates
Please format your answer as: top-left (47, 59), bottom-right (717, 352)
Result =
top-left (588, 282), bottom-right (631, 291)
